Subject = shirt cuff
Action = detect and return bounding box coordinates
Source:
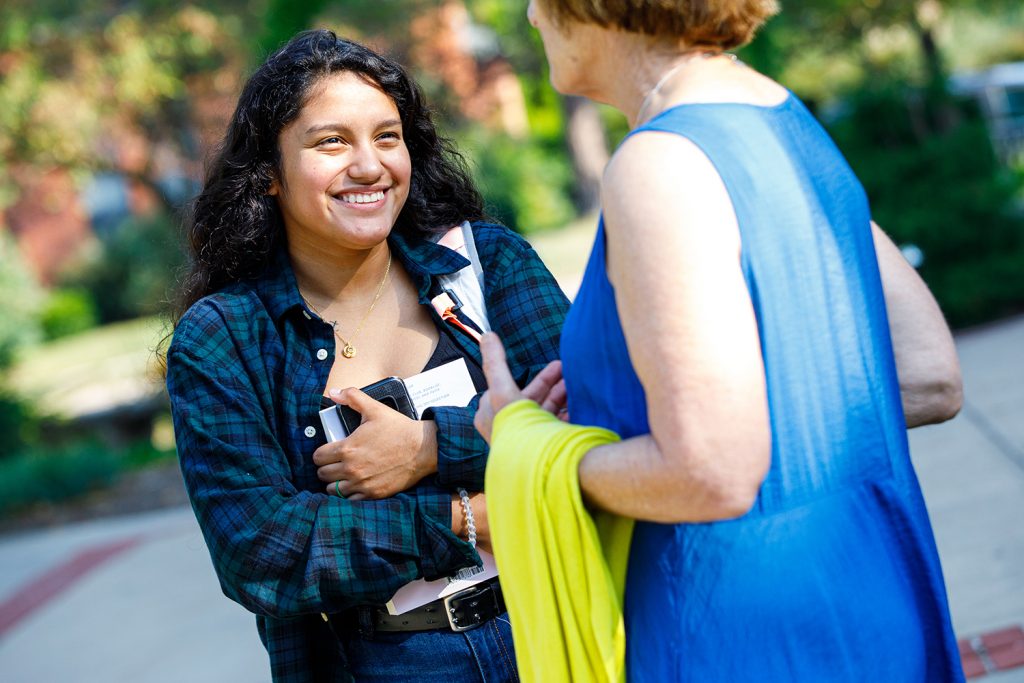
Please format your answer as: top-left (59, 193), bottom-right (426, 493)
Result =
top-left (425, 401), bottom-right (488, 491)
top-left (414, 482), bottom-right (480, 580)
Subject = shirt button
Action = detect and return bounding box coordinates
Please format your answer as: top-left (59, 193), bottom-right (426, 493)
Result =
top-left (316, 348), bottom-right (329, 361)
top-left (304, 426), bottom-right (317, 438)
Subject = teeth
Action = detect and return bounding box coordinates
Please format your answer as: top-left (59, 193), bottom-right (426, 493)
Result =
top-left (339, 191), bottom-right (385, 204)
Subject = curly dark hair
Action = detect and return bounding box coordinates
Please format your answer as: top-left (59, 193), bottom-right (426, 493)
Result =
top-left (171, 30), bottom-right (484, 325)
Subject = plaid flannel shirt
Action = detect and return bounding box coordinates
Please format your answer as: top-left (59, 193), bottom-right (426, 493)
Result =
top-left (166, 222), bottom-right (569, 682)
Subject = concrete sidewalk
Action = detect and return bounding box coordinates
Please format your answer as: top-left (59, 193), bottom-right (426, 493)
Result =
top-left (907, 316), bottom-right (1024, 680)
top-left (0, 507), bottom-right (269, 682)
top-left (0, 315), bottom-right (1022, 682)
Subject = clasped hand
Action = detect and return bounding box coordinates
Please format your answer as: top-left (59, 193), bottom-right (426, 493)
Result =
top-left (312, 387), bottom-right (437, 500)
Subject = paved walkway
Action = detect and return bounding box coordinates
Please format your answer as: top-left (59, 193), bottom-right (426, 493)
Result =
top-left (0, 306), bottom-right (1021, 679)
top-left (908, 316), bottom-right (1024, 680)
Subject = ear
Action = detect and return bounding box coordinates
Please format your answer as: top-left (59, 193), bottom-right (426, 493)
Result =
top-left (267, 177), bottom-right (280, 196)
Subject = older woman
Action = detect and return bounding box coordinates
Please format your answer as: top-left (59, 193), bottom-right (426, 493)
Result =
top-left (166, 30), bottom-right (568, 682)
top-left (477, 1), bottom-right (964, 681)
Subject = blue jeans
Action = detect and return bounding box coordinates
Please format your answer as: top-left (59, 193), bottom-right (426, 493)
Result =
top-left (340, 611), bottom-right (519, 682)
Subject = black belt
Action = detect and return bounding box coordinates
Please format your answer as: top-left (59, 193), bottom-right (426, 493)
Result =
top-left (326, 578), bottom-right (505, 635)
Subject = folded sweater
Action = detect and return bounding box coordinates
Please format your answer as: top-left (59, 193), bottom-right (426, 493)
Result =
top-left (486, 400), bottom-right (634, 683)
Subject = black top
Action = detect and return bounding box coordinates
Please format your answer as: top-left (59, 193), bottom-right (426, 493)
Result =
top-left (421, 319), bottom-right (486, 393)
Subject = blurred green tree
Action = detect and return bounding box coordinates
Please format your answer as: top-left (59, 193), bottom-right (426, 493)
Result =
top-left (0, 0), bottom-right (254, 214)
top-left (58, 213), bottom-right (186, 324)
top-left (0, 1), bottom-right (257, 321)
top-left (743, 1), bottom-right (1024, 326)
top-left (0, 233), bottom-right (42, 457)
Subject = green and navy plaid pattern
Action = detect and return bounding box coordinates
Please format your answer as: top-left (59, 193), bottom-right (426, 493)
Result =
top-left (166, 222), bottom-right (569, 682)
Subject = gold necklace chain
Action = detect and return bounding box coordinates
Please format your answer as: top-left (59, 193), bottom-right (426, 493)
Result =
top-left (302, 248), bottom-right (392, 359)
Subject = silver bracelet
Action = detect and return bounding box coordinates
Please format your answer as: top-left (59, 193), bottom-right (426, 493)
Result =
top-left (457, 487), bottom-right (477, 548)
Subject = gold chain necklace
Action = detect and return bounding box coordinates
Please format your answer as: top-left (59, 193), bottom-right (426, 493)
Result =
top-left (302, 248), bottom-right (392, 359)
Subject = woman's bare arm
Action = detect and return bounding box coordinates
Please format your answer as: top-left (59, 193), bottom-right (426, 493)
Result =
top-left (574, 133), bottom-right (772, 523)
top-left (872, 224), bottom-right (962, 427)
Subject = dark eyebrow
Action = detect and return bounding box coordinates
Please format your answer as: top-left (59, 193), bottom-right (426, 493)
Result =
top-left (304, 119), bottom-right (403, 136)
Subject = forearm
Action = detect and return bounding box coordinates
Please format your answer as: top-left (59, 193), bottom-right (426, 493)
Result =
top-left (188, 466), bottom-right (475, 617)
top-left (429, 401), bottom-right (489, 489)
top-left (872, 224), bottom-right (962, 426)
top-left (577, 434), bottom-right (762, 523)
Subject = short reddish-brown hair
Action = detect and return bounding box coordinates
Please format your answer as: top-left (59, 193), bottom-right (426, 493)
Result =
top-left (537, 0), bottom-right (780, 50)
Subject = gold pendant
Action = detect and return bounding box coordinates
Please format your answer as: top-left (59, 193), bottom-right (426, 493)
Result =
top-left (341, 344), bottom-right (356, 359)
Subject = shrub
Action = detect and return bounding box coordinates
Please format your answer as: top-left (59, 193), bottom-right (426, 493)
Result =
top-left (0, 390), bottom-right (34, 459)
top-left (827, 83), bottom-right (1024, 328)
top-left (40, 288), bottom-right (99, 340)
top-left (61, 211), bottom-right (185, 324)
top-left (0, 232), bottom-right (43, 367)
top-left (0, 434), bottom-right (176, 518)
top-left (462, 130), bottom-right (576, 234)
top-left (0, 440), bottom-right (121, 516)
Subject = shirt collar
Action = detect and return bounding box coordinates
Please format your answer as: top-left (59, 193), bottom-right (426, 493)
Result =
top-left (252, 228), bottom-right (472, 323)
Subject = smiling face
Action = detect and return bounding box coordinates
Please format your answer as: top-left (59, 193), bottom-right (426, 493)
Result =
top-left (269, 71), bottom-right (412, 253)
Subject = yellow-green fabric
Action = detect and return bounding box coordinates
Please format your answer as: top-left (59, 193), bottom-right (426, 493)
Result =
top-left (486, 400), bottom-right (634, 683)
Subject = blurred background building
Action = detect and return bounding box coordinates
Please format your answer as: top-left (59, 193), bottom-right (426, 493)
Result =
top-left (951, 61), bottom-right (1024, 161)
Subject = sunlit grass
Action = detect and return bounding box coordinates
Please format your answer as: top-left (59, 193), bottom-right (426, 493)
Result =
top-left (7, 316), bottom-right (169, 418)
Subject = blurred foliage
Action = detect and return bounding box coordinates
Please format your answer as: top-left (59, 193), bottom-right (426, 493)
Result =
top-left (0, 391), bottom-right (35, 459)
top-left (454, 71), bottom-right (577, 232)
top-left (41, 288), bottom-right (99, 341)
top-left (746, 0), bottom-right (1024, 101)
top-left (0, 232), bottom-right (41, 461)
top-left (829, 84), bottom-right (1024, 327)
top-left (0, 440), bottom-right (118, 515)
top-left (61, 213), bottom-right (186, 324)
top-left (470, 0), bottom-right (547, 74)
top-left (0, 0), bottom-right (251, 213)
top-left (0, 436), bottom-right (176, 517)
top-left (464, 128), bottom-right (575, 233)
top-left (0, 232), bottom-right (43, 368)
top-left (741, 1), bottom-right (1024, 327)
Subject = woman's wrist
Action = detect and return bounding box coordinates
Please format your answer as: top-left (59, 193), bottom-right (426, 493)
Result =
top-left (415, 420), bottom-right (439, 480)
top-left (450, 494), bottom-right (466, 537)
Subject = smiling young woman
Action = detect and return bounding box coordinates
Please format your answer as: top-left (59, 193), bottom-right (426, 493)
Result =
top-left (269, 70), bottom-right (434, 389)
top-left (165, 30), bottom-right (568, 682)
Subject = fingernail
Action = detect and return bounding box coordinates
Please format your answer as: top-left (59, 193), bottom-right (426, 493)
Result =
top-left (329, 388), bottom-right (341, 397)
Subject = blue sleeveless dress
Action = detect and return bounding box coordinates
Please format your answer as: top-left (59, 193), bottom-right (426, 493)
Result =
top-left (560, 95), bottom-right (964, 681)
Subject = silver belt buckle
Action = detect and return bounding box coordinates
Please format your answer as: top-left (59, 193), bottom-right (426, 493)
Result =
top-left (443, 585), bottom-right (477, 632)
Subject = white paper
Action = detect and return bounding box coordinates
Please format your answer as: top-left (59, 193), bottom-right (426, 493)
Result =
top-left (404, 358), bottom-right (477, 413)
top-left (385, 550), bottom-right (499, 615)
top-left (317, 359), bottom-right (476, 441)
